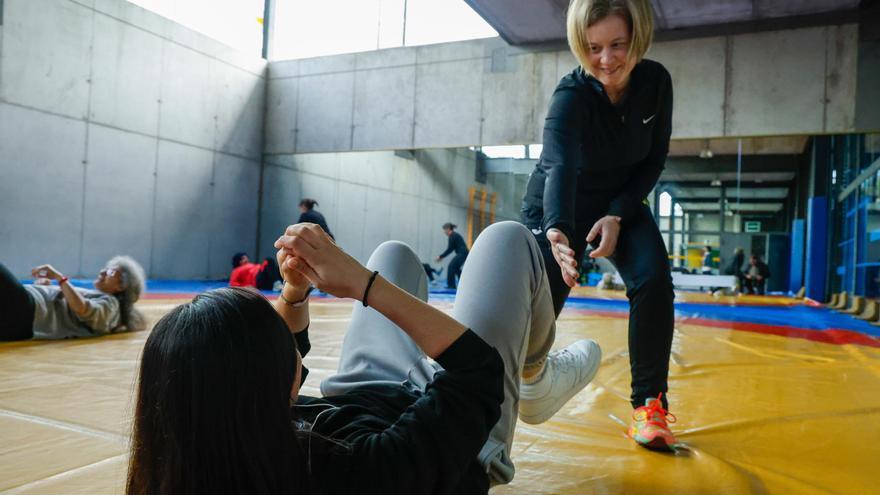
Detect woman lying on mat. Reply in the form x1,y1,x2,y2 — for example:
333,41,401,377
127,221,599,494
0,257,146,341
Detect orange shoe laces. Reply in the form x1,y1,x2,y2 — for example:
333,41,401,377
633,393,677,429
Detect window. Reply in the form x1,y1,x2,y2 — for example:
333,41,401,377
659,191,672,217
272,0,497,60
127,0,264,54
481,145,526,159
401,0,497,47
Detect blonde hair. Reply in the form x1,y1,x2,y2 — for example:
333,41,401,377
566,0,654,72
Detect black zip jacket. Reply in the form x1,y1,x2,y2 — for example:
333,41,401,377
292,329,504,495
438,232,468,259
521,59,673,241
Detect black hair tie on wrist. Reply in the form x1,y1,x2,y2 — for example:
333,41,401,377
362,271,380,307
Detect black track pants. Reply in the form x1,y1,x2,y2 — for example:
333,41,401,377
533,205,675,409
0,263,35,341
447,253,468,289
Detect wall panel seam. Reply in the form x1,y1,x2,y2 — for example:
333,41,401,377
77,5,98,275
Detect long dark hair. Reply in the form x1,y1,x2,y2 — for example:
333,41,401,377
127,288,307,494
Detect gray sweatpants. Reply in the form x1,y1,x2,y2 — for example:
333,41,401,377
320,221,557,485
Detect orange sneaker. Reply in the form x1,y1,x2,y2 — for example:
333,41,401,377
628,393,679,451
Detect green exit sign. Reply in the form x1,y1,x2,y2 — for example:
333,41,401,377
744,221,761,233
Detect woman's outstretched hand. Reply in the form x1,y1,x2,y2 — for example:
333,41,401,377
586,216,621,259
546,228,579,288
274,223,371,301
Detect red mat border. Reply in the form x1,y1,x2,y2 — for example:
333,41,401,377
571,309,880,348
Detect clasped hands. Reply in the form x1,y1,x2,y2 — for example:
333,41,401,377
547,215,621,288
274,223,372,301
31,264,63,285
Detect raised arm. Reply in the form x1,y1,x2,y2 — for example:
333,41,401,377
271,246,312,335
437,235,455,260
275,224,467,359
31,264,89,317
537,87,587,286
540,87,586,241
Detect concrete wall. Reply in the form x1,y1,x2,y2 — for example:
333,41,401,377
0,0,267,279
689,214,723,232
265,24,860,154
259,148,517,266
856,39,880,131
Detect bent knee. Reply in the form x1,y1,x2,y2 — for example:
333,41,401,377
478,221,532,245
369,240,419,263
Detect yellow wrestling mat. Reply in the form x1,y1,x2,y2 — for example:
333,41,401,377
2,297,878,494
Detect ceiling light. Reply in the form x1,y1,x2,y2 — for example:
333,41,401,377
699,139,713,159
710,179,722,187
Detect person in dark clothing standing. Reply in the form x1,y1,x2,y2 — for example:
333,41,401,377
520,0,679,451
298,198,334,239
435,223,469,289
701,246,713,273
744,254,771,295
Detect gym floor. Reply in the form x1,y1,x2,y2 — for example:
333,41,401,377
1,285,877,494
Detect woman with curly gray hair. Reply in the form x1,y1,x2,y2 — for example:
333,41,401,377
0,255,146,341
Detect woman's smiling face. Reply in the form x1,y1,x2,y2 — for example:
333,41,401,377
585,14,634,95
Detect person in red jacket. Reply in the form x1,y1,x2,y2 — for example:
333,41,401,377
229,252,282,290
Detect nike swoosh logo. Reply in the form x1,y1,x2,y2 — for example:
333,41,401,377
643,114,656,124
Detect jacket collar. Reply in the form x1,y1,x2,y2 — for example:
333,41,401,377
577,60,649,100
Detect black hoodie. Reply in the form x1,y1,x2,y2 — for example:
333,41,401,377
292,329,504,495
521,59,673,241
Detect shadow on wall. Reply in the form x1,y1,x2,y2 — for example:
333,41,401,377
0,0,268,280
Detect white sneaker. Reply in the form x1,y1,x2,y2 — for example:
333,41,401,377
518,340,602,425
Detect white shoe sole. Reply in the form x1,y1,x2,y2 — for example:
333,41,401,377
519,340,602,425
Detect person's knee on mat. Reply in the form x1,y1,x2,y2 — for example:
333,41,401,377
478,221,530,243
367,240,422,271
473,222,543,277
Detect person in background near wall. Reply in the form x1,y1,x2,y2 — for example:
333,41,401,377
0,256,146,341
435,223,469,289
701,246,713,274
744,254,771,295
519,0,679,451
298,198,334,240
230,252,283,291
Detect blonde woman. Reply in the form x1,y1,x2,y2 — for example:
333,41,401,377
521,0,678,451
